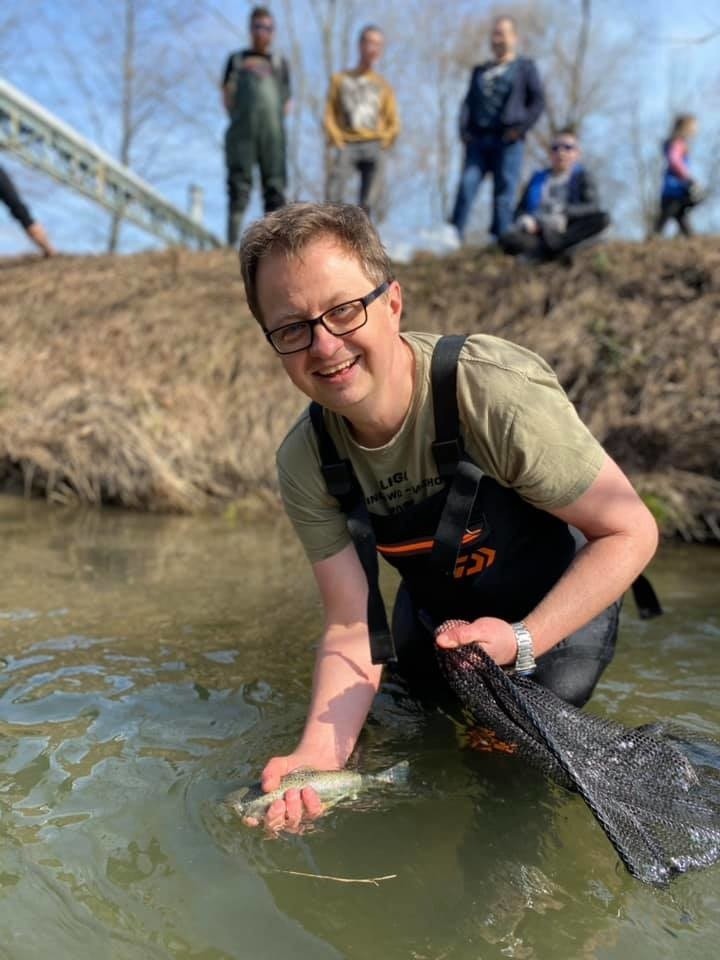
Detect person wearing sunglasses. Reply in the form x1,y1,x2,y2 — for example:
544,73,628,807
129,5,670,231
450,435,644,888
500,127,609,260
237,201,659,832
221,6,291,246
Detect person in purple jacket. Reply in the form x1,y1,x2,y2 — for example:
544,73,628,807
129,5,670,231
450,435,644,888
499,128,609,260
450,15,544,243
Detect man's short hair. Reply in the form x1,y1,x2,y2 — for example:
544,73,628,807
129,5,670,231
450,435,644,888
492,14,518,32
239,202,393,326
359,23,383,43
553,126,578,141
250,5,273,25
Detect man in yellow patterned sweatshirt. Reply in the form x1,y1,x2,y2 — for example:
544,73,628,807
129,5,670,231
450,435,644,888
323,25,400,221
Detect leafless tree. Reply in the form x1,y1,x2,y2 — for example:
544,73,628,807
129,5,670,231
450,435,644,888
378,0,485,223
509,0,646,154
5,0,719,248
279,0,313,201
36,0,213,252
0,1,41,65
270,0,368,207
627,102,663,238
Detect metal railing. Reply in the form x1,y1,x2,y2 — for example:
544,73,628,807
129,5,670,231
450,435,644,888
0,76,221,250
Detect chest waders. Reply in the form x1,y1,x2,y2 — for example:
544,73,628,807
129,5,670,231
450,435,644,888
225,54,287,245
309,335,661,706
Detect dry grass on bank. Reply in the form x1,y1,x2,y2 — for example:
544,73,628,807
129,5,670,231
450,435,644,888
400,238,720,541
0,237,719,539
0,248,306,511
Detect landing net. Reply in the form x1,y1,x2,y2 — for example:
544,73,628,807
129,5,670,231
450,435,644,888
437,635,720,884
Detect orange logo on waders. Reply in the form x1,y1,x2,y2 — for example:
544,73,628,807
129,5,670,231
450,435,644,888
453,547,496,578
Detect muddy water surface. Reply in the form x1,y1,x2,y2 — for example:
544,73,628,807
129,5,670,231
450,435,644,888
0,498,718,959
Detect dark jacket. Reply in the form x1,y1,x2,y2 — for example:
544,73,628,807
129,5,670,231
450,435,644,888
460,57,544,140
515,164,603,220
0,165,34,229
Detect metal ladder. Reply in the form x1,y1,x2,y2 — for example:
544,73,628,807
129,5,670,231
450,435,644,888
0,76,221,250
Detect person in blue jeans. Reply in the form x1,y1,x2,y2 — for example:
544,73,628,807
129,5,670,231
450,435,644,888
450,15,544,242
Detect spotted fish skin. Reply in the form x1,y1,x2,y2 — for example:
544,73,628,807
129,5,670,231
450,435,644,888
226,761,409,820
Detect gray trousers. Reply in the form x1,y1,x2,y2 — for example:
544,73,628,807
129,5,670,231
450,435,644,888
326,140,385,219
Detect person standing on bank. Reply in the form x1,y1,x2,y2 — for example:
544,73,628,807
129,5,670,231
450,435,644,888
1,165,56,256
500,128,609,260
221,6,291,246
654,114,702,238
323,24,400,221
450,15,544,243
238,202,659,831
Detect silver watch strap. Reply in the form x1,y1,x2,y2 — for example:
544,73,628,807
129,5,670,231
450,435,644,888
511,620,536,675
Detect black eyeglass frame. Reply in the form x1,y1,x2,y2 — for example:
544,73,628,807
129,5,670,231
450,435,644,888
265,279,392,355
551,141,578,152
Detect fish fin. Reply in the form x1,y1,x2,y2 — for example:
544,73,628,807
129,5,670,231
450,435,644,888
374,760,410,785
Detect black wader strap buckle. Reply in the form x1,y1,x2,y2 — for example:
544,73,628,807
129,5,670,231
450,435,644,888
432,438,464,480
320,461,355,505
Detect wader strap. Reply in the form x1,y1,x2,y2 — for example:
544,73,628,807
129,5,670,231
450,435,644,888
428,335,484,576
631,573,663,619
432,458,484,576
430,334,467,478
346,505,397,664
309,402,359,513
308,403,397,664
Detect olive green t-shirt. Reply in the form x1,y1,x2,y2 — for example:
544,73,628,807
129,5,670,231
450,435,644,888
277,332,605,565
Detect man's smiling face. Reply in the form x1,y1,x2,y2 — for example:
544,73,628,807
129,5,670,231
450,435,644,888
257,236,402,416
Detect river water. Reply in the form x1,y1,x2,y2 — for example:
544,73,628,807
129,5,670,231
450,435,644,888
0,497,718,960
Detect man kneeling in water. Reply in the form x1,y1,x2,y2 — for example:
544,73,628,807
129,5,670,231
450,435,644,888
238,201,658,830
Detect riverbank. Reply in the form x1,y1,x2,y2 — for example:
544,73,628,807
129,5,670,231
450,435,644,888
0,238,718,540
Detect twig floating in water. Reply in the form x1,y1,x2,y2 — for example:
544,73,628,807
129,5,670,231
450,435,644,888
278,870,397,886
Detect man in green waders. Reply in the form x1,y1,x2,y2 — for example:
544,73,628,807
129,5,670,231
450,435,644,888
221,6,291,246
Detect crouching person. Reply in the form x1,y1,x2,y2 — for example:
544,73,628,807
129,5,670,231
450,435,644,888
500,128,609,260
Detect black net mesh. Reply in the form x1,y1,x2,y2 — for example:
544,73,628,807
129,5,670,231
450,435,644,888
436,635,720,885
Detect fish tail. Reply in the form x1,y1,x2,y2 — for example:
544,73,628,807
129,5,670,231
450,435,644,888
374,760,410,785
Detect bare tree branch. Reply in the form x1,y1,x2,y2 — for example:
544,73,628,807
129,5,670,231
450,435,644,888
566,0,591,128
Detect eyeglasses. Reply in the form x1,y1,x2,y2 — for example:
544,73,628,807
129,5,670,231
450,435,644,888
252,22,274,32
551,142,577,152
265,280,391,355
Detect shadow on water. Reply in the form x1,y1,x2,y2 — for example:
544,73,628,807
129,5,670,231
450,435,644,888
0,499,719,958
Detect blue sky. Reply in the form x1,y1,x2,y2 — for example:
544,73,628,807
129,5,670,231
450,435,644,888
1,0,719,256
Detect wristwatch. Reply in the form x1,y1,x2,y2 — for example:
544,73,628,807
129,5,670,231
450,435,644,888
510,621,536,676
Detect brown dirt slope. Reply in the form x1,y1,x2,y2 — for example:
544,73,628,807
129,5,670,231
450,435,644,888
0,239,718,540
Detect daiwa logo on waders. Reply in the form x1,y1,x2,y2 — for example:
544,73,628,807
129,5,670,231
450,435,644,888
453,546,496,578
